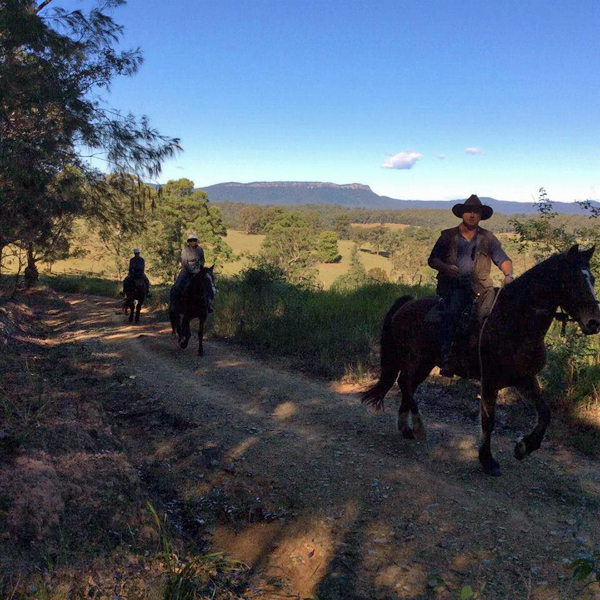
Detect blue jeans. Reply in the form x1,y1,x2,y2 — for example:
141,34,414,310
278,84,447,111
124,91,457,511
440,283,473,358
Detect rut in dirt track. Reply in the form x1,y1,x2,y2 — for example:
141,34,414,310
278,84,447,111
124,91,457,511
62,294,600,600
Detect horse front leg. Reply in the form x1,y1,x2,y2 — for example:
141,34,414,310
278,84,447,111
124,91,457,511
135,299,142,323
179,315,191,349
514,375,550,460
479,384,501,476
197,317,205,356
128,299,134,323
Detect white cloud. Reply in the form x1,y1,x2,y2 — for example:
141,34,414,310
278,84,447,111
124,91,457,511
465,147,484,155
382,151,422,170
436,153,446,160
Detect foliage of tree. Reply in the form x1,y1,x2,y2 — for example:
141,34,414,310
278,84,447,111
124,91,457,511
258,211,318,287
367,267,389,283
91,174,158,279
238,205,265,234
511,188,600,276
316,231,340,263
510,188,576,261
331,243,369,291
143,179,232,282
0,0,180,281
332,213,352,240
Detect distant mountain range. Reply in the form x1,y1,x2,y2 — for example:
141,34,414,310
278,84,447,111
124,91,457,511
197,181,599,216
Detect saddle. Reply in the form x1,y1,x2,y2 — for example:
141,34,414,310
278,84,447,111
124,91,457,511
123,276,141,295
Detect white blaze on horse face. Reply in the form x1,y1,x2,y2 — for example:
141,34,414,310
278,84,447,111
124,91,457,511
582,269,599,304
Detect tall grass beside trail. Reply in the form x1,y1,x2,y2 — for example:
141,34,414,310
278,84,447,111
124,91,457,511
40,273,122,297
542,326,600,454
211,273,435,379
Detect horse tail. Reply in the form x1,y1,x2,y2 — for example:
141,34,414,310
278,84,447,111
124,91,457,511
361,295,414,411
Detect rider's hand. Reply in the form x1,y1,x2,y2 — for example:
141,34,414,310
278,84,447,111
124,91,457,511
444,264,460,278
503,274,514,285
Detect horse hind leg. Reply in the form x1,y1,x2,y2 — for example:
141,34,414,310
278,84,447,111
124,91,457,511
197,317,205,356
135,299,141,323
179,316,191,349
479,384,501,476
514,376,550,460
397,362,430,441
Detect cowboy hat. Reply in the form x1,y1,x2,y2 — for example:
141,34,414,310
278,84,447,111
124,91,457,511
452,194,493,220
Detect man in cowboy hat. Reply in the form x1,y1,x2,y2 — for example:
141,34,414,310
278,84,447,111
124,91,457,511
123,248,151,297
173,233,215,311
428,194,514,376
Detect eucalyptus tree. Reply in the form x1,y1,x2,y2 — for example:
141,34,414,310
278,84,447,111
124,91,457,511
0,0,180,280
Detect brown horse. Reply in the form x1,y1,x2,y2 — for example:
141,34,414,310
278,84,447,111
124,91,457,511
169,266,215,356
362,245,600,475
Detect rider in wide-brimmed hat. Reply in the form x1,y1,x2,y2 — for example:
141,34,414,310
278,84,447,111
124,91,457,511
428,194,513,377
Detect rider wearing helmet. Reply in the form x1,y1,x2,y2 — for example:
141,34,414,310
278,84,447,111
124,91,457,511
124,248,151,297
173,234,214,311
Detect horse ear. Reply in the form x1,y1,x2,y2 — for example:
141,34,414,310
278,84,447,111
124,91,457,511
582,245,596,261
567,244,580,261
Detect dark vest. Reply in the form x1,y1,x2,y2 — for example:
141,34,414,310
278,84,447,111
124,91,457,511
434,226,495,296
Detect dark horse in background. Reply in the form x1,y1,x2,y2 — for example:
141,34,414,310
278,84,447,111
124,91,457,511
362,245,600,476
169,266,215,356
122,277,146,323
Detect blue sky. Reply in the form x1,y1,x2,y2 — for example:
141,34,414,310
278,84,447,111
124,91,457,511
90,0,600,202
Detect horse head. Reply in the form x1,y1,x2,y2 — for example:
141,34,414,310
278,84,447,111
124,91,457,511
560,244,600,335
190,265,215,301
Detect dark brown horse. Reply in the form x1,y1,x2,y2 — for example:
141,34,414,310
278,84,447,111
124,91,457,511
122,278,146,323
362,245,600,475
169,266,215,356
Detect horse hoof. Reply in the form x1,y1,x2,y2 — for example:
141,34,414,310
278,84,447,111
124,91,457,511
514,439,528,461
402,428,415,440
412,415,427,440
482,459,502,476
180,340,188,349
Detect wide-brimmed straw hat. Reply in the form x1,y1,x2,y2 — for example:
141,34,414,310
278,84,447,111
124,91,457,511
452,194,493,220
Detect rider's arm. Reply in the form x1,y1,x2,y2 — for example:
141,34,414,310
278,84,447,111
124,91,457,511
500,260,514,283
428,238,458,277
181,249,194,274
490,236,514,283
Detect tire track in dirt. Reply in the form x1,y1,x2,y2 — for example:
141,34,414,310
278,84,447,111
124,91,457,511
63,294,600,600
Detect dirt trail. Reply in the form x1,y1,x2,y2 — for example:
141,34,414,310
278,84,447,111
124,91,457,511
61,295,600,599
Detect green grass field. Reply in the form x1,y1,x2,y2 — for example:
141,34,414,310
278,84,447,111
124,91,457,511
2,227,536,289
